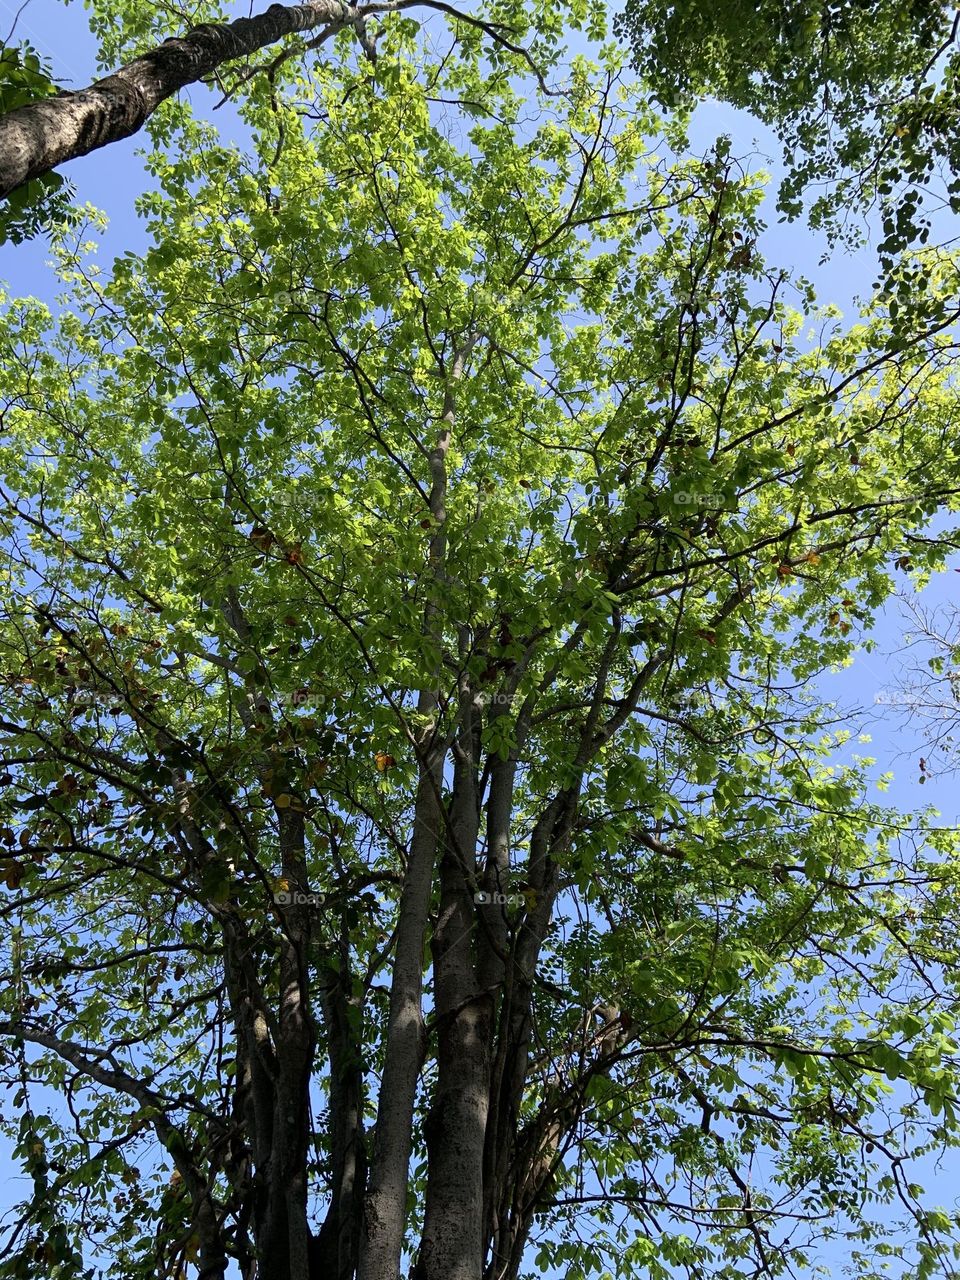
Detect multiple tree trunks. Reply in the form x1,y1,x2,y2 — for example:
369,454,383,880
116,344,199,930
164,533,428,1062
0,15,604,1275
351,362,619,1280
9,5,957,1277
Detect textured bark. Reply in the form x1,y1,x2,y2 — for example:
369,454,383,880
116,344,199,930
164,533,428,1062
243,805,316,1280
314,931,367,1280
0,1,360,199
212,589,321,1280
482,793,571,1275
358,365,464,1280
357,752,441,1280
482,637,671,1273
221,923,279,1279
414,683,489,1280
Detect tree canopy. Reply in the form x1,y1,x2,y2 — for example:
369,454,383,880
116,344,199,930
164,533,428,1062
2,4,960,1280
618,0,960,266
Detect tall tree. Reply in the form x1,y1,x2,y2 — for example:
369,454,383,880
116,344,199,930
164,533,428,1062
2,10,960,1280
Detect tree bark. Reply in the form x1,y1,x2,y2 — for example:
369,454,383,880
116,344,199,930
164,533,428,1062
414,678,489,1280
357,748,442,1280
314,928,367,1280
358,358,467,1280
252,805,317,1280
0,1,363,200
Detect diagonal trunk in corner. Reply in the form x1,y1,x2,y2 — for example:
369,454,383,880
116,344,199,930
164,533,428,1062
0,1,359,199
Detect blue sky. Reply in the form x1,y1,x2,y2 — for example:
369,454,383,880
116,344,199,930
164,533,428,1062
2,1,960,1275
1,0,939,808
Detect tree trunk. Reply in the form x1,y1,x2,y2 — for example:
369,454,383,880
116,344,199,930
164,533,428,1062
0,1,360,199
359,362,465,1280
314,930,367,1280
414,683,490,1280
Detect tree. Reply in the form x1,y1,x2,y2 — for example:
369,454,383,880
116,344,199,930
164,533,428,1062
4,0,960,259
0,41,79,244
2,9,960,1280
618,0,960,269
0,0,547,218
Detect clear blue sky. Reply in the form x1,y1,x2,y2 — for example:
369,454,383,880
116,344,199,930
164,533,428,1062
2,1,959,1275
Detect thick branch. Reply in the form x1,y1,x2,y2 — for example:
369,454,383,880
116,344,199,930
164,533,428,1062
0,1,357,199
0,0,551,202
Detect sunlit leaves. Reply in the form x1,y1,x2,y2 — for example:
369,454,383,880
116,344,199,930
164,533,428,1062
1,6,960,1278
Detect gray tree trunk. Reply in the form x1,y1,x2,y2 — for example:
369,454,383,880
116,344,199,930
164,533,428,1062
0,1,360,199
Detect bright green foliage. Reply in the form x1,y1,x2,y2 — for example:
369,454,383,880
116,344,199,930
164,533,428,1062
1,7,960,1279
617,0,960,267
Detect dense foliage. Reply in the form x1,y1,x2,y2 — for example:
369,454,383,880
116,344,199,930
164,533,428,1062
619,0,960,268
1,4,960,1280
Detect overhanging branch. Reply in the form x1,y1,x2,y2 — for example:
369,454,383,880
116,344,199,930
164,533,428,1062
0,0,551,201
